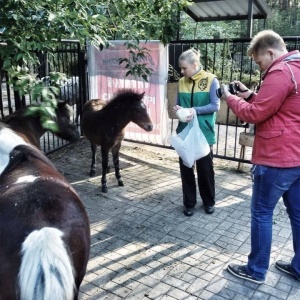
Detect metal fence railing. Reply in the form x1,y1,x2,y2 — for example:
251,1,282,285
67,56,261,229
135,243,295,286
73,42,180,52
166,37,300,164
0,40,87,154
2,37,300,163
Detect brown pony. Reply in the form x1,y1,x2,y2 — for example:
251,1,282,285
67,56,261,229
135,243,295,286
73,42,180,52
81,90,153,193
3,100,80,148
0,105,90,299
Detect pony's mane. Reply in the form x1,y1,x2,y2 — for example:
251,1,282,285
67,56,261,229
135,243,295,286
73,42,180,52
3,104,45,124
105,90,142,108
3,106,28,123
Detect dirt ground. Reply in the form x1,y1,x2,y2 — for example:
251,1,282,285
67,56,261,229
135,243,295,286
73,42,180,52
44,138,296,300
48,137,246,180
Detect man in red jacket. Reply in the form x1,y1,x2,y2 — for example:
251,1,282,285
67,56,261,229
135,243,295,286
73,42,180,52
222,30,300,284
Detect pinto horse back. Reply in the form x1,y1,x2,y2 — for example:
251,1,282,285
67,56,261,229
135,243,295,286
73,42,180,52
0,139,90,299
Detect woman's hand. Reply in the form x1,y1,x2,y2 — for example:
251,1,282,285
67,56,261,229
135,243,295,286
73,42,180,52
173,105,182,112
186,108,195,122
174,106,195,122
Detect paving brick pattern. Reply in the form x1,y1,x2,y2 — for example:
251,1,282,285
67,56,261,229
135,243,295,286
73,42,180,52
48,139,300,300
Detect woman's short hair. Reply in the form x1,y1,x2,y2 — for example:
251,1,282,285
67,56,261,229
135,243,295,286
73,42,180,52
248,30,286,56
179,48,201,65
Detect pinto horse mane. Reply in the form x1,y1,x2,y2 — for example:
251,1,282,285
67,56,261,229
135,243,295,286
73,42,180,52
3,101,67,123
4,103,44,120
2,144,58,177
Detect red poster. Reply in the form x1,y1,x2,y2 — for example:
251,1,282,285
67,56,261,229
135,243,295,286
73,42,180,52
88,41,169,143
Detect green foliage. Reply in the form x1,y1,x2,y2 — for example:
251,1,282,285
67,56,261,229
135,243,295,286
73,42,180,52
119,42,154,82
8,68,65,101
258,0,300,36
7,69,67,129
104,0,191,44
180,15,242,40
178,1,298,91
179,0,300,39
1,0,191,77
24,101,59,132
0,0,191,128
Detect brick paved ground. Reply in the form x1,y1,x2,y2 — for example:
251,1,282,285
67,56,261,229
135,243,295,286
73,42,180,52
49,138,299,300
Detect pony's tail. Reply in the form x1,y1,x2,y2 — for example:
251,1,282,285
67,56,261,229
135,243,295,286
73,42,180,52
18,227,75,300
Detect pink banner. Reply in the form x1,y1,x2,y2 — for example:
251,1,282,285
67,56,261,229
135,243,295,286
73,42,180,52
88,41,169,142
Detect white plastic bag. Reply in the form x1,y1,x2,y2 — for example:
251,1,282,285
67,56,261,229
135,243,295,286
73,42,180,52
171,109,210,168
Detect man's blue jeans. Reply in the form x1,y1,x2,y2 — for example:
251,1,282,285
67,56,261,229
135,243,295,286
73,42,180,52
247,164,300,280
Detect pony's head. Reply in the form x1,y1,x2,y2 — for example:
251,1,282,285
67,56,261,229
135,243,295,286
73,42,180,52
129,92,153,132
110,90,153,132
3,101,80,145
55,101,80,143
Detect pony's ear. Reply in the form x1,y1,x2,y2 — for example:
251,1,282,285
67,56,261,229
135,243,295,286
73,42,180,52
139,92,145,100
57,99,67,105
57,100,71,110
56,100,73,115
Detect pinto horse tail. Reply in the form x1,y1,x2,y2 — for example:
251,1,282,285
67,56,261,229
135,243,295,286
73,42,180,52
18,227,75,300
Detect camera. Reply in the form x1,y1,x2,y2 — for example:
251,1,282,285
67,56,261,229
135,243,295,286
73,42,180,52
216,83,240,98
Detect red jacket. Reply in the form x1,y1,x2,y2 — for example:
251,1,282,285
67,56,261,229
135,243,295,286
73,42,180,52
227,50,300,167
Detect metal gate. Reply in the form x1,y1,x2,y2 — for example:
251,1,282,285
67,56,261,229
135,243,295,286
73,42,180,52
0,40,88,153
2,37,300,163
166,37,300,164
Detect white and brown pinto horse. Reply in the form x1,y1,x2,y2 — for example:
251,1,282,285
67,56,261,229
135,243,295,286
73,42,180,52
0,103,90,299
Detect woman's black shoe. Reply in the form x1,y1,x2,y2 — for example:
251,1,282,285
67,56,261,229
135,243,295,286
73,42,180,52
184,207,194,216
204,205,215,214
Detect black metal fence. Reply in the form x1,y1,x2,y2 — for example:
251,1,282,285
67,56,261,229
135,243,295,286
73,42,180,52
0,40,87,153
1,37,300,163
167,37,300,164
168,38,257,164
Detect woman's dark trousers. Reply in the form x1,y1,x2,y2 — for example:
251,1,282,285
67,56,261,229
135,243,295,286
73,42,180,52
179,150,215,209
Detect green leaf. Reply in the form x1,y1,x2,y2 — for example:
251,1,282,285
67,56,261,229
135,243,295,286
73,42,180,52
42,119,59,132
48,13,56,21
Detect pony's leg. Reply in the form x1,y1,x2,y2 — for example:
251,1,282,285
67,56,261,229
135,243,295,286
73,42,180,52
112,142,124,187
101,147,110,193
89,143,97,177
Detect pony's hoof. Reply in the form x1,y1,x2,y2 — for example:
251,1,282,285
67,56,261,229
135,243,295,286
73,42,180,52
89,170,96,177
118,179,124,187
102,186,108,193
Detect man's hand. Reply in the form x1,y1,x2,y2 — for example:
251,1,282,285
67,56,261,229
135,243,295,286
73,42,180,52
221,84,231,99
233,81,251,99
